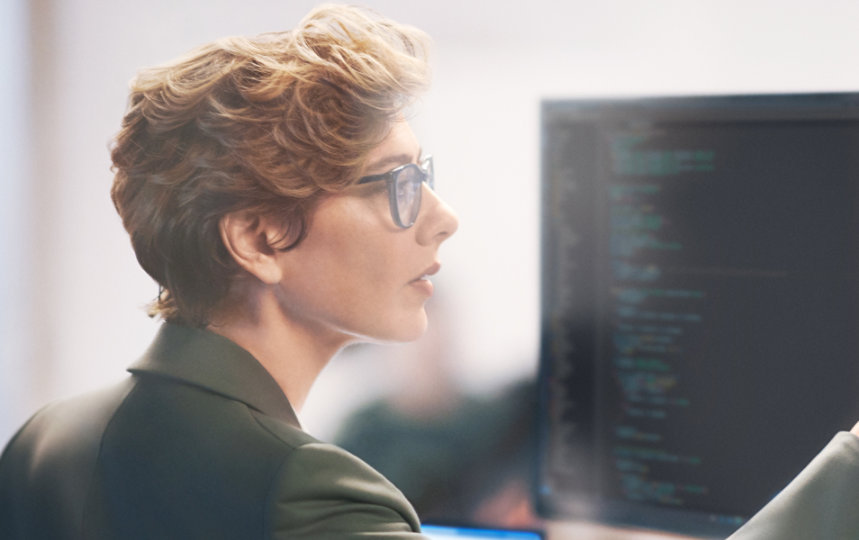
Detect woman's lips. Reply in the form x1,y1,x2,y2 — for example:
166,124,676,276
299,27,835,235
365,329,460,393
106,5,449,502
409,262,440,295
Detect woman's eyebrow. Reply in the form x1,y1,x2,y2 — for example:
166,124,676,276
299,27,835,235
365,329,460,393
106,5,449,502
364,148,422,175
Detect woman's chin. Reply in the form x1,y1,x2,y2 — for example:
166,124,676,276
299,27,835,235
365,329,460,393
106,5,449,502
363,310,429,344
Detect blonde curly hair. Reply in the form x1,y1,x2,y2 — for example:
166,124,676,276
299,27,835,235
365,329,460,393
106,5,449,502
110,4,431,327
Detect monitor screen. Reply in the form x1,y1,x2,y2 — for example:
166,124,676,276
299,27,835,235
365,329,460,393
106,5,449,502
422,524,543,540
536,92,859,538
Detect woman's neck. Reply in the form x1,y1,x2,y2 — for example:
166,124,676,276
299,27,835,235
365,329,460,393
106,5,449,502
207,285,352,413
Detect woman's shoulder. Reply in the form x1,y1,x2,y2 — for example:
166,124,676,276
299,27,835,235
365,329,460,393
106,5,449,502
248,406,319,450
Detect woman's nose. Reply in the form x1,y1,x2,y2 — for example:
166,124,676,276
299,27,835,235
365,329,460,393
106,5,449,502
416,185,459,246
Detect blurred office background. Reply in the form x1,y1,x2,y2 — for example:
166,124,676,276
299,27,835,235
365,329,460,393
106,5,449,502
4,0,859,533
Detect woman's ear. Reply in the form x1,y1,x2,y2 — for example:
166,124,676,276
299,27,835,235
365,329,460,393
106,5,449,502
219,211,284,285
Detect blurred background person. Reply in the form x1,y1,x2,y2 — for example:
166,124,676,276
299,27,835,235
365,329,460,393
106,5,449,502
336,295,541,528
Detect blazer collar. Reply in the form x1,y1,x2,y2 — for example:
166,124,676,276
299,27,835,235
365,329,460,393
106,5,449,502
128,322,301,429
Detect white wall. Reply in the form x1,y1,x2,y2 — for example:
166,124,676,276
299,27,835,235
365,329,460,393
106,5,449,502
5,0,859,443
0,0,34,443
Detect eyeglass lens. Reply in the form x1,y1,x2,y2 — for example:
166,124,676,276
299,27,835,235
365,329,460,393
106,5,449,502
393,157,433,228
395,166,423,227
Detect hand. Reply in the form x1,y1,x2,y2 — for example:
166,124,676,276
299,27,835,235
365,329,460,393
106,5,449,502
851,421,859,438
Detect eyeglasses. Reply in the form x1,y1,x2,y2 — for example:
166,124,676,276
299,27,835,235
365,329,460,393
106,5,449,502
357,155,434,229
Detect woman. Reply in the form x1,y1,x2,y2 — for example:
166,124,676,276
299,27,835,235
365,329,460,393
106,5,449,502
0,5,457,539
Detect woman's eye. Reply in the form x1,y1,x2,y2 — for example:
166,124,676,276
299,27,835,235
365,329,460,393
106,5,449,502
361,181,388,197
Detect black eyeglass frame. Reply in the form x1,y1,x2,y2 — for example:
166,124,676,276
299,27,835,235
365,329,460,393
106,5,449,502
356,155,434,228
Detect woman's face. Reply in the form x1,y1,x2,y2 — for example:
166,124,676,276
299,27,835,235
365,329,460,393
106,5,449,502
274,119,459,344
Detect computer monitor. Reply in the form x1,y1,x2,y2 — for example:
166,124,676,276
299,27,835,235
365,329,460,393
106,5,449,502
422,524,543,540
536,92,859,538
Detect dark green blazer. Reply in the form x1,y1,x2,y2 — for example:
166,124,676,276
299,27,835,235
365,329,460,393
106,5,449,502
0,323,424,539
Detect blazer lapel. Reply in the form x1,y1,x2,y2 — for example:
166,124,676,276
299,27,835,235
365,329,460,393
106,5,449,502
128,323,301,429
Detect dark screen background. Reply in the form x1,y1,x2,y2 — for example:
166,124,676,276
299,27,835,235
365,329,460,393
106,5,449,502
538,95,859,536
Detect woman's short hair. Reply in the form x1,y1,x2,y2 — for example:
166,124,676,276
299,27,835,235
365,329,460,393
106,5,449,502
110,4,430,328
